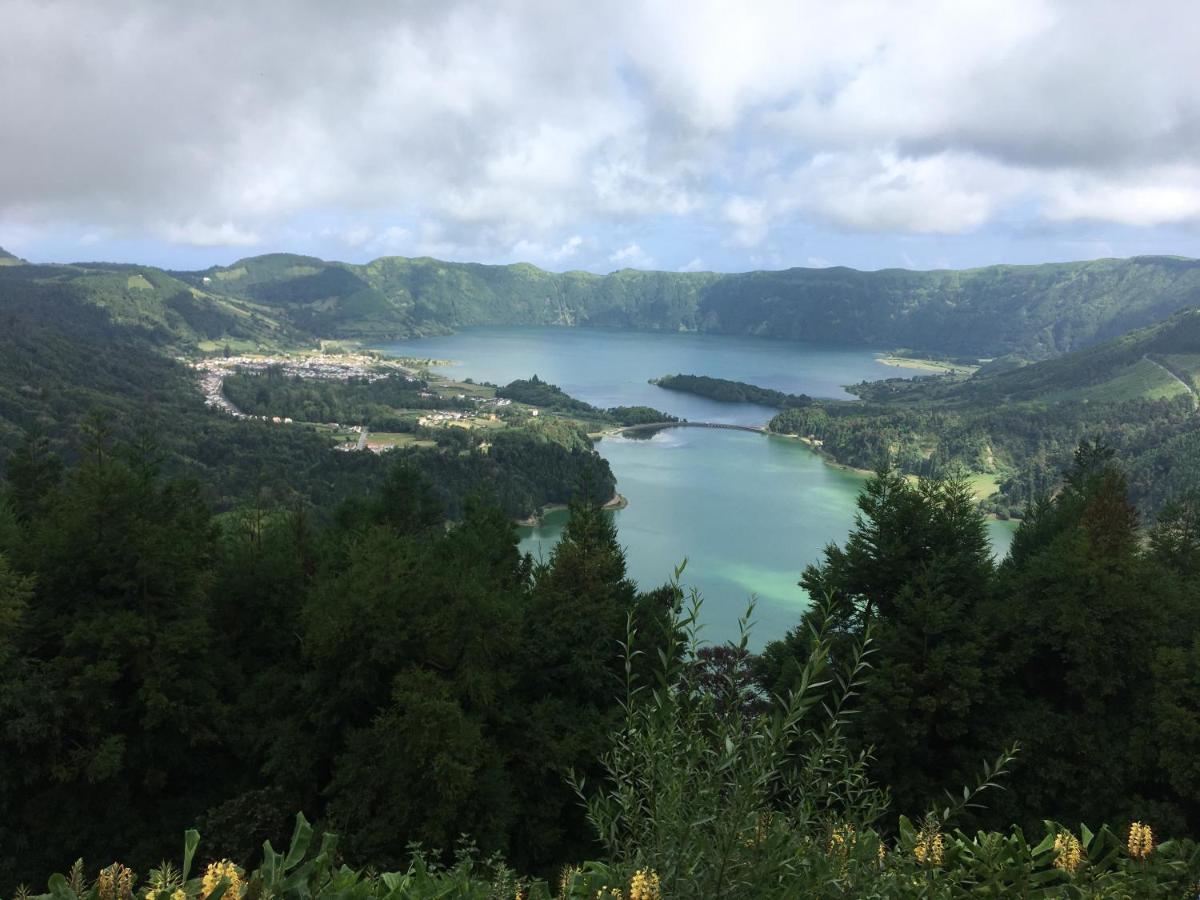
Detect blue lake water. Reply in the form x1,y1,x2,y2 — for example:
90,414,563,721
380,327,1016,645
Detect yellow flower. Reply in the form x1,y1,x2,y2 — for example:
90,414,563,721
628,868,661,900
827,823,857,858
1053,831,1085,873
201,861,241,900
171,890,186,900
914,825,944,868
1127,822,1154,860
558,865,581,899
98,864,136,900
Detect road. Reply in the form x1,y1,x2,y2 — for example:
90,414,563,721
1145,354,1198,409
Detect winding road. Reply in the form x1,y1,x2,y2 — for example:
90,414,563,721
1145,354,1198,409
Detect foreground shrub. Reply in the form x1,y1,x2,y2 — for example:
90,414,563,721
570,584,1200,898
13,585,1200,898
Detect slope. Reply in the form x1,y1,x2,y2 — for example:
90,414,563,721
767,308,1200,517
173,253,1200,360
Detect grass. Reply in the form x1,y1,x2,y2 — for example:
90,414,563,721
126,274,154,290
196,338,270,355
365,432,437,450
1044,358,1190,404
877,355,978,375
1161,353,1200,391
967,472,1001,500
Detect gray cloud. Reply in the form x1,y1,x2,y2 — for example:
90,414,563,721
2,0,1199,264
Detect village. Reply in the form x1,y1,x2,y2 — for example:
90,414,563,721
192,352,534,453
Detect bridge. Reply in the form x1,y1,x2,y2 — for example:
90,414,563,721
614,421,768,436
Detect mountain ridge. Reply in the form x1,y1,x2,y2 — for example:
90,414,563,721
173,252,1200,359
5,249,1200,362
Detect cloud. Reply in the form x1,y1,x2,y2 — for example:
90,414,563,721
160,220,261,247
793,152,1015,234
1042,167,1200,226
722,197,769,246
680,257,706,272
609,243,655,268
2,0,1200,266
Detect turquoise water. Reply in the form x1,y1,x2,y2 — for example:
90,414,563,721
383,326,912,424
379,327,1017,645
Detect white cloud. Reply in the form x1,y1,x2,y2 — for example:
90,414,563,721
1042,167,1200,226
793,152,1016,234
3,0,1200,262
609,243,655,268
160,220,260,247
722,196,770,246
680,257,706,272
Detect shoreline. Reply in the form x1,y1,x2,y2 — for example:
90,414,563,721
515,492,628,527
876,354,977,375
771,432,1012,519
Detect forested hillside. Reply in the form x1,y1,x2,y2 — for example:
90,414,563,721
0,268,614,519
3,441,1199,896
7,246,1200,362
171,252,1200,359
757,308,1200,517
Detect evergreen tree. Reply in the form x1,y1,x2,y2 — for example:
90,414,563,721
761,468,995,815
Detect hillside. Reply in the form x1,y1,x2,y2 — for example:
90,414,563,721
174,253,1200,359
767,308,1200,516
0,246,22,266
0,257,303,351
859,306,1200,407
4,251,1199,361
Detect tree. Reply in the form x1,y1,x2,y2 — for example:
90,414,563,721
761,468,995,815
988,442,1199,832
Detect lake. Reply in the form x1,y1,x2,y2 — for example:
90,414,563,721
379,327,1016,645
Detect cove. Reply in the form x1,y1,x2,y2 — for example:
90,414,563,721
379,327,1017,645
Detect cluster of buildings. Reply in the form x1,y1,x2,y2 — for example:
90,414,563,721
193,353,416,421
194,353,414,384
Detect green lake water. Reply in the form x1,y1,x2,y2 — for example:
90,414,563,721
380,327,1017,645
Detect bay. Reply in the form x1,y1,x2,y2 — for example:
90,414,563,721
379,327,1017,645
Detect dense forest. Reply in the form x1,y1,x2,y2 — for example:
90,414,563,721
173,251,1200,359
497,376,677,426
3,436,1200,895
7,247,1200,362
220,369,474,430
654,373,813,408
5,247,1200,895
0,281,614,521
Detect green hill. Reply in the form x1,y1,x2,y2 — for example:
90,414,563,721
768,308,1200,516
0,258,306,351
0,246,22,266
865,306,1200,407
5,251,1199,361
176,253,1200,359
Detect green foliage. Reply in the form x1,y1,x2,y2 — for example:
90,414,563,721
188,252,1200,360
221,369,465,430
604,406,678,427
768,309,1200,518
497,376,600,418
760,448,1200,846
761,470,997,819
654,374,811,408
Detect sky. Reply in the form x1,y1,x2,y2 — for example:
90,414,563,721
2,0,1199,273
